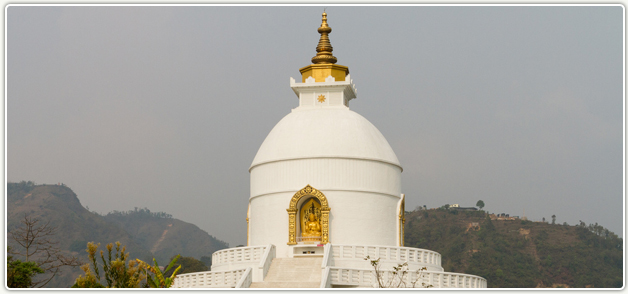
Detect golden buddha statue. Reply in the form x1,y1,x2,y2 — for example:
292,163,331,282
300,198,322,242
302,213,321,238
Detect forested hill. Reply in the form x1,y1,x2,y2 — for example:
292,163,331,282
404,209,623,288
6,181,228,287
102,208,228,265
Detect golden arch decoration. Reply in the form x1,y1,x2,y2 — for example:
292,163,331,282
398,195,405,247
287,185,330,245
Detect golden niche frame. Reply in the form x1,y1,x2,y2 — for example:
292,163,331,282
287,185,330,245
399,197,405,247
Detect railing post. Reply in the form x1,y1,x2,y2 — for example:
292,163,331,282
235,267,252,288
319,266,331,288
359,269,364,287
322,243,333,268
349,269,354,284
257,244,275,282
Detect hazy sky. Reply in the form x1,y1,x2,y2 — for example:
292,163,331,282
7,6,623,246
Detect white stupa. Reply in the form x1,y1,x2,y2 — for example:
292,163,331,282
174,13,487,288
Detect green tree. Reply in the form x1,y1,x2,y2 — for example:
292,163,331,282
7,247,44,288
496,269,503,277
72,242,145,288
139,255,182,288
551,215,556,225
476,200,485,210
164,256,208,276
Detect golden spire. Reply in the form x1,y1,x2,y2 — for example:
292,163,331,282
299,12,349,83
311,12,337,64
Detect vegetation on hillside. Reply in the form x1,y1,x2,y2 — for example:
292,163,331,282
106,207,172,219
404,208,623,288
7,180,36,196
102,208,227,265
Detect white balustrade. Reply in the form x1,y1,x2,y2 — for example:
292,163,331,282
320,266,332,288
331,244,442,268
235,267,253,288
258,244,275,281
320,243,333,288
211,245,267,267
327,267,487,288
173,268,248,288
321,243,333,268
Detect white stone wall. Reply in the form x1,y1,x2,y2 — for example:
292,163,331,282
249,157,401,257
329,244,444,272
251,158,401,197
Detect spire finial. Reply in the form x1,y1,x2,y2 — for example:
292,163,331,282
311,11,337,64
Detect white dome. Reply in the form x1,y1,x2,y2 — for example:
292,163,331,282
250,107,401,170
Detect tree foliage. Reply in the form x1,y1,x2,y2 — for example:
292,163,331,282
476,200,485,209
72,242,146,288
139,255,182,288
7,181,36,196
106,207,172,219
164,256,208,276
7,247,45,288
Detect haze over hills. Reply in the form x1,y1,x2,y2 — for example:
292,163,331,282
6,181,228,288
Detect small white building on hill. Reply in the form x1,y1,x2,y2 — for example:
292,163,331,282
173,12,487,288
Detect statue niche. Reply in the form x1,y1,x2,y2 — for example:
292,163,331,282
300,198,322,242
287,184,330,245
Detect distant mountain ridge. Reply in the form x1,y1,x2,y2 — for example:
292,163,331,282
6,182,228,288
